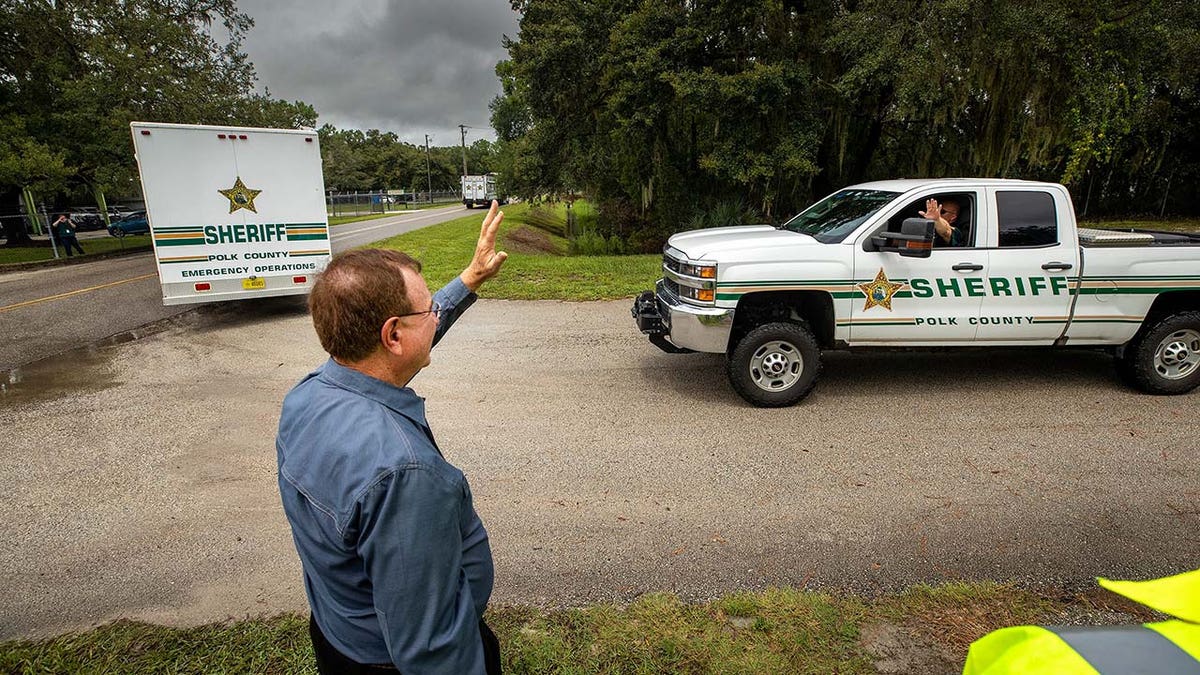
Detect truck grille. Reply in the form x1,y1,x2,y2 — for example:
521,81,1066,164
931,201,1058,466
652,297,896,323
662,277,681,300
663,255,684,276
661,251,683,300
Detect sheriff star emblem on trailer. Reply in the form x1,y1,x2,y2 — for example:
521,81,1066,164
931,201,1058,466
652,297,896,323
857,268,907,311
218,176,262,214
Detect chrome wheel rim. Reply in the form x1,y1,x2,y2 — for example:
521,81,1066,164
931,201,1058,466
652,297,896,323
1154,328,1200,380
749,340,803,391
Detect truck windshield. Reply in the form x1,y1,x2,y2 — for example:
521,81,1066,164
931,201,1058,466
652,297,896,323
779,189,898,243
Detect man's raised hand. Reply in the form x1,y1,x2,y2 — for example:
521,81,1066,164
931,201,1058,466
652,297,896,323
461,200,509,292
919,198,941,221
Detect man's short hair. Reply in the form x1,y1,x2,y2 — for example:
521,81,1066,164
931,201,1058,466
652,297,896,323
309,249,423,361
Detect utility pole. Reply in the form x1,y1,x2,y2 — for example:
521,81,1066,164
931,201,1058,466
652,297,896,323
458,124,469,180
424,134,432,204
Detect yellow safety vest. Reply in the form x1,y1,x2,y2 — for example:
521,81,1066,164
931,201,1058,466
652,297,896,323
964,569,1200,674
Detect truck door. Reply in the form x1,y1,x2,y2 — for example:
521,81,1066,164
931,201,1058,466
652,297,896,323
850,189,987,344
976,188,1079,343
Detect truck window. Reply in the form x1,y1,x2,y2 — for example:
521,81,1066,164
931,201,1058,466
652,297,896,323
883,193,975,248
780,189,898,243
997,191,1057,247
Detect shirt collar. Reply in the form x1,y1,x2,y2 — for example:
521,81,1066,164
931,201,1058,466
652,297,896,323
317,357,429,426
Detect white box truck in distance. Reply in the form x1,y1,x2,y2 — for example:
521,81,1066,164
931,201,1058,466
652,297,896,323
462,173,503,209
130,122,332,305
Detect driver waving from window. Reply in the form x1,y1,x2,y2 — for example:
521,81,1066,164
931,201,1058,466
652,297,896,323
920,197,967,247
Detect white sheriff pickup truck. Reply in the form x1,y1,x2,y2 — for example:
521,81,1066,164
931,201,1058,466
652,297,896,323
632,178,1200,407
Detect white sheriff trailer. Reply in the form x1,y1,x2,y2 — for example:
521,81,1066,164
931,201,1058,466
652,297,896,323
462,173,503,209
632,178,1200,406
130,122,332,305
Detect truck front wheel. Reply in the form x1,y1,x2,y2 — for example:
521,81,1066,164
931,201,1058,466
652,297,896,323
1118,311,1200,394
727,321,822,407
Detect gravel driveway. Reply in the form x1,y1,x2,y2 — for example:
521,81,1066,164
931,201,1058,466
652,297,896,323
1,298,1195,639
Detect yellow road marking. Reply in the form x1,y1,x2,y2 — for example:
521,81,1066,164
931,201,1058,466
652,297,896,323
0,273,158,313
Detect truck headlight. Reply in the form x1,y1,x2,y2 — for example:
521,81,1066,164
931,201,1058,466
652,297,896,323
678,285,715,303
678,262,716,279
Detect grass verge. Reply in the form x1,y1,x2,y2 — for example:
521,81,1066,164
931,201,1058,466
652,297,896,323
0,235,152,265
372,202,661,301
328,213,393,227
0,583,1071,674
1083,217,1200,233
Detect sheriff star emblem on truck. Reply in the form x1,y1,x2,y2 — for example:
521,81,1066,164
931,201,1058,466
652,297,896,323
217,177,262,214
857,268,907,311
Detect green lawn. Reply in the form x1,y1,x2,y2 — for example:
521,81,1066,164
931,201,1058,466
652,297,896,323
1085,218,1200,233
373,202,662,301
0,234,152,265
328,212,393,227
0,582,1075,674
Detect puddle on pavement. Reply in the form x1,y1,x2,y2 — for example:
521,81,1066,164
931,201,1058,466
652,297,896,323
0,342,121,404
1,295,309,405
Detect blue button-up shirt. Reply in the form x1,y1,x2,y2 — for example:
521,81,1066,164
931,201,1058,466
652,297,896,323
277,277,494,673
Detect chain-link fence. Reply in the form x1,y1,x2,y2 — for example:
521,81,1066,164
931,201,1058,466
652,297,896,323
0,212,48,242
326,191,459,218
2,191,465,249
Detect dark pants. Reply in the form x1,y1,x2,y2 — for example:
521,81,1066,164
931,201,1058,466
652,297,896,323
309,614,501,675
62,236,84,256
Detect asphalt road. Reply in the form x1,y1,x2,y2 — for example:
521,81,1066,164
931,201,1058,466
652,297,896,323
0,205,469,370
1,298,1195,639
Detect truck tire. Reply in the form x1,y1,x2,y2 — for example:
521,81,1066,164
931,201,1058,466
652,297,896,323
1118,311,1200,394
727,321,822,407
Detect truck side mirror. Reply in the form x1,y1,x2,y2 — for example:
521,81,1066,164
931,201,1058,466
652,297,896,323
896,218,934,258
867,218,935,258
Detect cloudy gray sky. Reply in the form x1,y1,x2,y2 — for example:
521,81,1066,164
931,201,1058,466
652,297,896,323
236,0,520,145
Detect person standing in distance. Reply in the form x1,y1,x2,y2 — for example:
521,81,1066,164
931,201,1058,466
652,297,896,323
277,202,508,674
53,214,85,256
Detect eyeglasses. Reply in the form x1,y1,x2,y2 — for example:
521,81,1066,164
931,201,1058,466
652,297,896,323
396,300,442,320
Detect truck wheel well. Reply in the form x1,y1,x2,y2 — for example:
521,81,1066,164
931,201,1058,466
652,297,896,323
730,291,836,351
1144,291,1200,325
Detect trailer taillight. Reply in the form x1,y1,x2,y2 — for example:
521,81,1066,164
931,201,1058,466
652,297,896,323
195,283,211,292
293,276,307,284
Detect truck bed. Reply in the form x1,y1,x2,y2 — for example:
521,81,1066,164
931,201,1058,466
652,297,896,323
1079,227,1200,247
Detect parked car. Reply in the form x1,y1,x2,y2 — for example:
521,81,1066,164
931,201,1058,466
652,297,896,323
108,211,149,237
68,207,106,231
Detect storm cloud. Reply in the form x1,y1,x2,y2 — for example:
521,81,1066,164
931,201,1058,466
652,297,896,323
237,0,519,144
